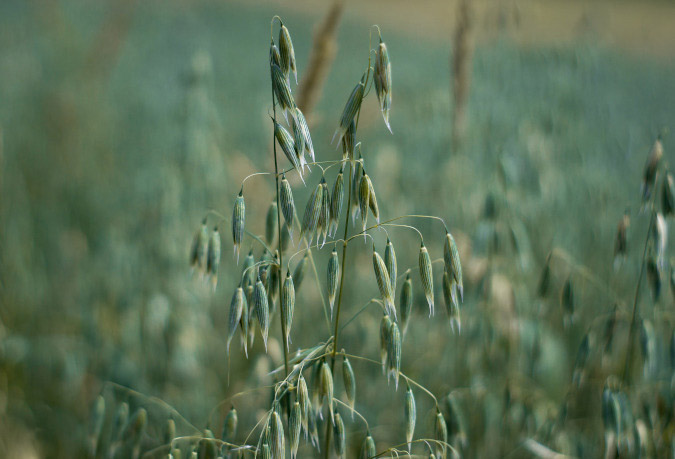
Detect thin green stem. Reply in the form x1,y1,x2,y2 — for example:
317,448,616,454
622,195,657,383
332,397,369,430
270,62,290,392
339,299,382,333
346,214,448,243
323,159,353,459
290,216,333,332
370,438,455,458
339,352,439,406
380,222,424,241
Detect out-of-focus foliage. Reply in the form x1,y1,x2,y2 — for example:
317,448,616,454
0,0,674,457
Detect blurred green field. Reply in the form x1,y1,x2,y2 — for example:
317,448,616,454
1,0,674,457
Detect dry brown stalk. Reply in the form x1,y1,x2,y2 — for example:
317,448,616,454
295,0,345,122
451,0,473,152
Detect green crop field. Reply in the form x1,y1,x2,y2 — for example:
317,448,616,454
0,0,674,457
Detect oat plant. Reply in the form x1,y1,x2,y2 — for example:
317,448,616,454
85,16,465,459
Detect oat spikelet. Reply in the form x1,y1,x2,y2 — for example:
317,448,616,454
110,402,128,445
341,120,355,162
380,314,392,374
227,287,245,354
190,218,209,273
88,395,105,455
206,226,221,290
232,190,245,264
289,401,301,459
404,382,416,452
333,411,346,458
297,374,310,436
342,352,356,417
400,272,413,335
121,408,147,454
291,109,307,172
327,247,340,317
242,250,255,286
360,432,376,459
274,120,304,184
435,408,448,458
332,73,366,145
642,137,663,204
301,179,324,246
384,237,397,296
613,212,629,270
254,279,270,351
573,333,592,387
293,107,314,163
267,252,281,313
330,166,344,236
270,410,285,459
271,63,296,116
646,253,661,302
654,212,667,269
373,246,396,319
239,286,249,358
350,152,363,222
319,361,335,423
317,179,331,247
442,269,460,334
164,419,175,446
358,169,371,238
387,321,402,389
281,271,295,350
374,37,392,132
279,24,297,84
368,176,380,223
247,282,256,349
443,231,463,302
662,171,675,216
280,173,296,242
221,406,238,445
419,241,435,316
280,224,291,252
265,202,278,245
269,41,281,68
307,404,320,450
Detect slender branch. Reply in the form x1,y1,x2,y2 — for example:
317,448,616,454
339,352,439,406
333,397,370,430
290,217,333,332
346,214,448,243
323,159,353,458
270,47,290,391
370,438,456,458
323,54,374,457
622,185,658,383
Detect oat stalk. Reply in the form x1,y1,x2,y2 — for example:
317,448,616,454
622,173,659,384
270,16,291,386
